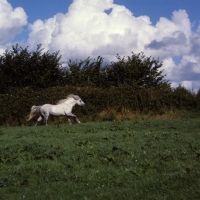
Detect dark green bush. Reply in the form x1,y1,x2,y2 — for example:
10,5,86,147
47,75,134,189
172,86,196,110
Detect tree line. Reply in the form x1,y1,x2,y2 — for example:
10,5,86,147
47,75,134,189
0,44,167,92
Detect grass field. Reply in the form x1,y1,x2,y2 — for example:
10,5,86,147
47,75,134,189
0,118,200,200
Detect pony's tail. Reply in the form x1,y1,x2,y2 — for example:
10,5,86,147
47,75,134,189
26,105,41,121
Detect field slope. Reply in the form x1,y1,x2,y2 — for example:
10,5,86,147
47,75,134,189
0,119,200,200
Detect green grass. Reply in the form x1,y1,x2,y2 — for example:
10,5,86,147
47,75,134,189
0,118,200,200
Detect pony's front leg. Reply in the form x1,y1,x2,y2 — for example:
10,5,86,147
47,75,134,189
66,113,81,124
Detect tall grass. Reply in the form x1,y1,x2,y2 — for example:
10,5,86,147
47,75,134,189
0,118,200,199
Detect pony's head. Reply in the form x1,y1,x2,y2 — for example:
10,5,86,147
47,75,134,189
67,94,85,106
76,97,85,106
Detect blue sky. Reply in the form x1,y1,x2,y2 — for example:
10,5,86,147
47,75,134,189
1,0,200,91
8,0,200,28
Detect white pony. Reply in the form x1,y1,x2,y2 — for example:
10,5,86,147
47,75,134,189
26,94,85,126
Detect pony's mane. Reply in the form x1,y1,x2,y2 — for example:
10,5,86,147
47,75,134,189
56,94,80,105
66,94,80,100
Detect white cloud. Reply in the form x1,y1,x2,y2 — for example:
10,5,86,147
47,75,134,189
0,0,27,54
27,0,157,60
0,0,27,43
182,81,193,90
1,0,200,91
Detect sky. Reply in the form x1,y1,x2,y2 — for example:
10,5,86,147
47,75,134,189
1,0,200,91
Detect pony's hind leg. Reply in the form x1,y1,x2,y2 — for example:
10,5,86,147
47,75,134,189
35,116,42,126
43,114,49,126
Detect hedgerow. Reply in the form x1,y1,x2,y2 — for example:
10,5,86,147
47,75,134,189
0,85,199,126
